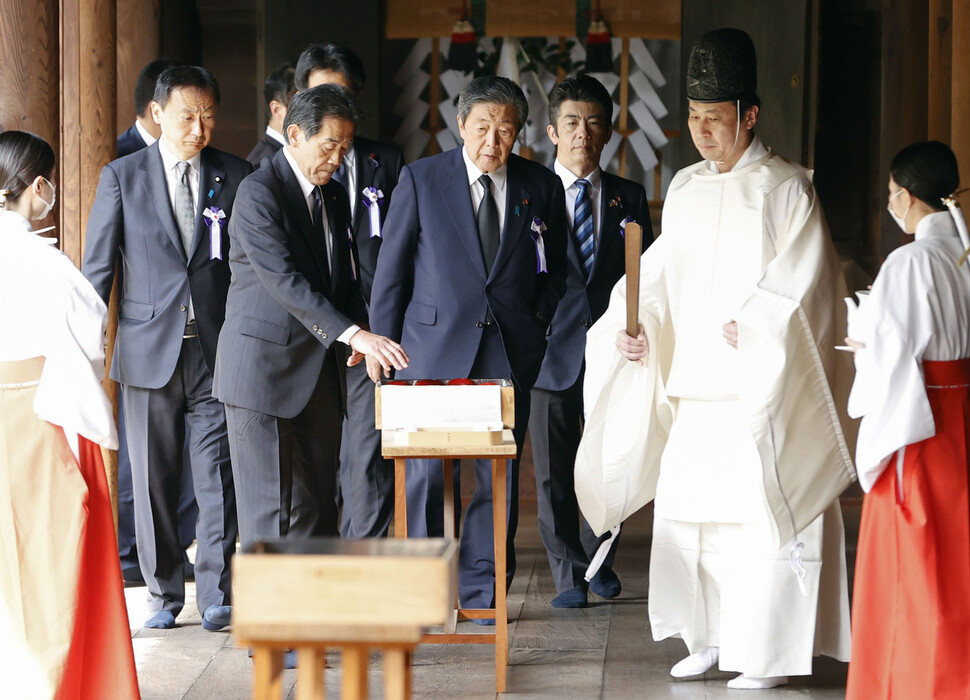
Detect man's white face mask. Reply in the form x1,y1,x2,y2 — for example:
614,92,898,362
887,188,910,233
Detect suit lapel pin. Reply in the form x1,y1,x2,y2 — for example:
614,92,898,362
608,195,622,208
207,188,215,198
214,176,222,183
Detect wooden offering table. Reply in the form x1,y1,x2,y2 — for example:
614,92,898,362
378,379,517,693
233,537,457,700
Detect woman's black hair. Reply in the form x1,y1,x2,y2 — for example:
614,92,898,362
890,140,960,211
0,131,55,207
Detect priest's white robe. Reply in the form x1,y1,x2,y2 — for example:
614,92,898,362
577,138,855,676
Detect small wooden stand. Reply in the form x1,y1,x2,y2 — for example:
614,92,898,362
382,428,517,693
234,538,457,700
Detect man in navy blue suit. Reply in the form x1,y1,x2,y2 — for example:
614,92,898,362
295,43,406,539
117,59,180,158
529,75,653,608
369,76,568,614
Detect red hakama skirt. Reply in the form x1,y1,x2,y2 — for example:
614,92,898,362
846,358,970,700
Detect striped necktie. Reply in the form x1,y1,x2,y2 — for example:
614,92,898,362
573,178,594,277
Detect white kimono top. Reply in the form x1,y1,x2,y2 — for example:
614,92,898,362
0,211,118,450
577,138,857,547
848,210,970,490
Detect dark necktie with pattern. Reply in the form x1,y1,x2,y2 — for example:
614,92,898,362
573,178,595,278
312,186,331,286
477,173,500,273
175,161,195,257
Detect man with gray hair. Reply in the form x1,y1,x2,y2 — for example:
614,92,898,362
370,75,567,615
214,84,408,550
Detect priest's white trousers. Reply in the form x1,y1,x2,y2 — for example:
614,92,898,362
648,505,851,678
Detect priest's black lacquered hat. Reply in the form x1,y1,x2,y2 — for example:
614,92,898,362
686,28,759,104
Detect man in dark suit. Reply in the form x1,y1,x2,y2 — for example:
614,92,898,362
213,85,408,550
84,66,250,631
114,56,198,587
246,62,295,169
295,43,405,538
530,75,654,609
117,58,180,158
369,76,568,614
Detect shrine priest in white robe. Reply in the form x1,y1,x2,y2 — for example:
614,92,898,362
579,28,855,690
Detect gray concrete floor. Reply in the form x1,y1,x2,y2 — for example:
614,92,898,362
126,501,860,698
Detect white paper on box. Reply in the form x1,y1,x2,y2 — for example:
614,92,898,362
381,385,502,430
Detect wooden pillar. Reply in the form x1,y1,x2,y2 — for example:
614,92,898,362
951,0,970,178
928,0,952,142
116,0,161,132
0,0,60,233
61,0,119,524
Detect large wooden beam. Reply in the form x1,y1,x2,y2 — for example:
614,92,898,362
952,0,970,179
116,0,161,133
61,0,119,525
0,0,60,232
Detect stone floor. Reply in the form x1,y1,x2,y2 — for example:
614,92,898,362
126,500,861,699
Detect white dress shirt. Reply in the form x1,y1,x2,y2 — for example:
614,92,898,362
135,119,157,148
157,138,200,321
281,146,360,345
555,160,602,246
342,144,358,219
462,147,507,238
265,125,286,147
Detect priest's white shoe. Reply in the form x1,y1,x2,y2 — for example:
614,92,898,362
726,674,789,690
670,646,720,678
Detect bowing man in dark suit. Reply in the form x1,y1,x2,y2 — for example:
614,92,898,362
369,76,568,613
295,43,406,538
213,85,408,550
84,66,251,631
529,75,654,609
117,58,180,158
246,62,295,169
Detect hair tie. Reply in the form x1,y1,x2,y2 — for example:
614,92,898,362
942,189,970,266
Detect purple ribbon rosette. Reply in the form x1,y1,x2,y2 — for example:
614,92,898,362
619,216,635,238
361,186,384,238
202,206,226,260
530,217,548,273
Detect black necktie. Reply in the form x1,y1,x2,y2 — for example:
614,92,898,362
477,174,499,273
312,187,331,285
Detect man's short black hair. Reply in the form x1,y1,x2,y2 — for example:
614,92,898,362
294,44,366,95
283,84,361,143
548,74,613,128
264,62,296,108
135,58,181,116
153,65,221,108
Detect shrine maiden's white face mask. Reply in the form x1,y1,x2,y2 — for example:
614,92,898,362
887,188,910,232
34,176,56,220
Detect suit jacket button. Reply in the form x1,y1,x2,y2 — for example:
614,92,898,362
581,319,589,327
535,312,543,321
476,321,484,328
312,324,319,331
180,304,187,312
321,332,327,338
